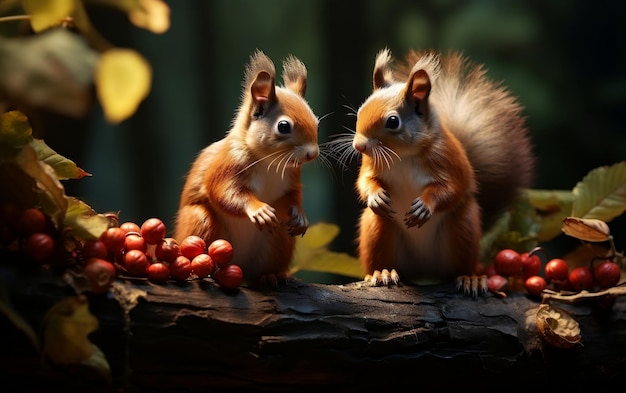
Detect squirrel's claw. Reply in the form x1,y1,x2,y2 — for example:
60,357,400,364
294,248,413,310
364,269,400,287
247,203,279,231
367,189,396,219
286,205,309,237
456,274,488,298
404,197,432,228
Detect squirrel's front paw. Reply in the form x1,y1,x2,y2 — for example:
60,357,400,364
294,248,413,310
404,197,432,228
286,205,309,237
246,203,280,231
367,189,396,219
364,269,400,286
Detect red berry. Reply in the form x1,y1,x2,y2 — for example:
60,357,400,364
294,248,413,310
82,239,109,260
120,221,141,233
524,275,547,297
214,264,244,289
520,252,541,279
123,249,150,277
544,258,569,282
147,262,170,284
100,227,126,253
170,255,193,282
140,218,167,245
180,235,206,260
487,274,509,295
494,249,522,277
16,207,47,235
23,232,55,263
568,266,594,291
191,253,215,278
83,257,116,294
155,237,180,262
208,238,234,266
593,260,621,289
124,232,147,253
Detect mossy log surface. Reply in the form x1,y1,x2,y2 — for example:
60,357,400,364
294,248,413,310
1,261,625,392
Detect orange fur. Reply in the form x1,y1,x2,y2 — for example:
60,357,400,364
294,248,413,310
174,50,319,286
354,49,534,285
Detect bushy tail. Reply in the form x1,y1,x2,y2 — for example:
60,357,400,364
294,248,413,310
401,51,535,229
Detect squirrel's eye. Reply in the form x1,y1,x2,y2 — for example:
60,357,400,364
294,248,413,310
277,120,292,134
385,115,401,130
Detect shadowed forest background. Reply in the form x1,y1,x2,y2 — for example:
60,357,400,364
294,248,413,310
47,0,626,264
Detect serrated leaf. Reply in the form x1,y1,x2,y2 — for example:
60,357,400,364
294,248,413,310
0,283,40,353
41,295,99,365
22,0,76,32
31,138,91,180
95,48,152,123
64,196,116,240
572,161,626,222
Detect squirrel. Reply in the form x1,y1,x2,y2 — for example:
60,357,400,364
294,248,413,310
174,50,319,286
352,48,534,293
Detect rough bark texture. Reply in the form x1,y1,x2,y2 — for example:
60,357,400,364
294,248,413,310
1,262,625,392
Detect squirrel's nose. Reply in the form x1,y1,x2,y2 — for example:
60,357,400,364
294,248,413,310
304,145,319,162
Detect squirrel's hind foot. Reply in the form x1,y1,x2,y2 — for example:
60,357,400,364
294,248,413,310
456,274,488,298
364,269,400,287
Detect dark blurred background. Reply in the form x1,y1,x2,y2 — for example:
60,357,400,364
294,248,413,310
50,0,625,259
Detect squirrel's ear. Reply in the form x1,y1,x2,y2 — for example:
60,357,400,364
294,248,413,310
373,48,394,90
282,55,307,97
405,69,431,118
250,71,276,117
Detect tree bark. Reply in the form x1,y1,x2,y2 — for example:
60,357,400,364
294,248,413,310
1,262,625,392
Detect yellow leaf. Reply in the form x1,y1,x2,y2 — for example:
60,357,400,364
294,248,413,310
300,222,340,249
41,295,99,365
22,0,76,32
128,0,170,34
95,48,152,123
0,110,32,147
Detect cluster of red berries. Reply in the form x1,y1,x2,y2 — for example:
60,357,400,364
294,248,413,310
0,204,58,263
485,247,622,298
96,218,244,291
0,203,244,295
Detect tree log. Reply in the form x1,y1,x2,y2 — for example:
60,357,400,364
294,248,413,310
1,262,625,392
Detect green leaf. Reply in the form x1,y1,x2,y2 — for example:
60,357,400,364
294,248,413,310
522,188,574,242
64,197,116,240
31,138,91,180
0,110,32,147
572,161,626,222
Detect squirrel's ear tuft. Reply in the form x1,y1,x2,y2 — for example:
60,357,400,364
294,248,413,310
245,50,277,117
282,55,307,97
373,48,395,90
